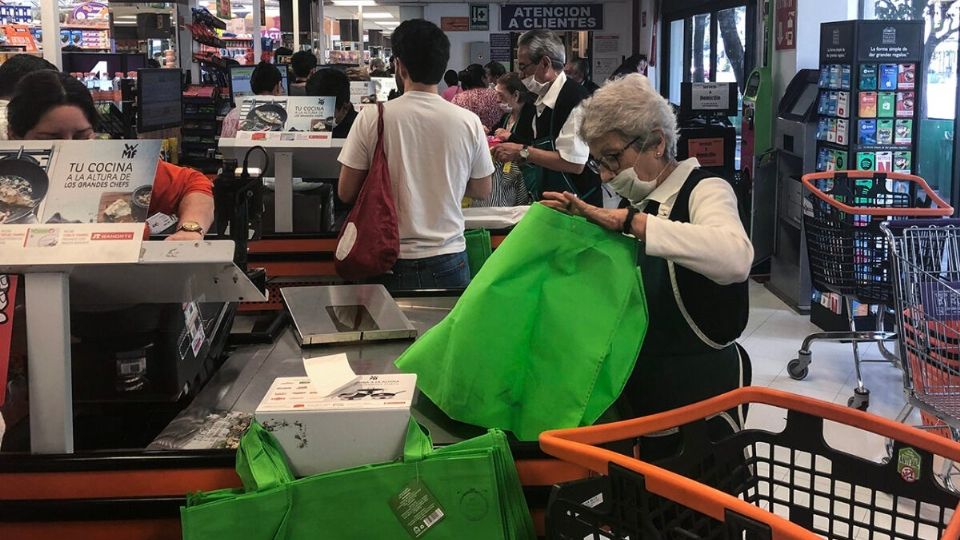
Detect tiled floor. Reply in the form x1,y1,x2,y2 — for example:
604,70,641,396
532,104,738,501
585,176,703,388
740,280,956,539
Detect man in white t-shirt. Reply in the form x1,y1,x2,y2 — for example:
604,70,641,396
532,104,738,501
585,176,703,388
338,19,493,289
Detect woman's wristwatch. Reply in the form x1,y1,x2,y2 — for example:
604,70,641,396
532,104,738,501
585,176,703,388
621,207,638,235
519,145,530,164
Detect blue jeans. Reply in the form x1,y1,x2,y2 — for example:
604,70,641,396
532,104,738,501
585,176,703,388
384,251,471,290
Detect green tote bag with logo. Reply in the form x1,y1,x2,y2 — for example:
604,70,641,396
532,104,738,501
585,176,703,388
181,420,535,540
395,203,648,441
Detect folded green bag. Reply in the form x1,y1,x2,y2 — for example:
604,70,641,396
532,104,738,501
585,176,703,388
396,203,648,440
182,420,535,540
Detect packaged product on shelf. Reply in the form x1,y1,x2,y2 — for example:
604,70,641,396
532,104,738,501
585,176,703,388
896,92,915,118
879,64,898,90
857,152,876,171
859,91,877,118
877,119,894,145
877,92,895,118
836,119,849,145
840,65,852,90
834,150,847,170
876,151,893,172
895,119,913,145
859,64,878,90
837,91,849,118
819,65,831,88
818,92,830,115
826,119,837,143
858,119,877,145
817,147,830,171
829,65,841,89
828,91,839,116
817,118,830,141
898,63,916,90
894,151,912,173
825,149,837,171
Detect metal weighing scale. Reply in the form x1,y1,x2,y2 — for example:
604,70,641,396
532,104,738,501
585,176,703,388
281,285,419,345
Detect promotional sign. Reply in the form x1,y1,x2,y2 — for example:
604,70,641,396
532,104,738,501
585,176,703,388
775,0,796,50
688,138,725,167
440,17,469,32
820,21,855,64
469,4,489,31
350,81,375,105
0,274,16,405
857,20,924,63
501,4,603,31
0,140,160,265
691,82,732,110
593,34,619,55
237,96,336,134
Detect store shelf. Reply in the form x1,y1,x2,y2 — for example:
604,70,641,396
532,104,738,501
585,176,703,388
192,34,225,49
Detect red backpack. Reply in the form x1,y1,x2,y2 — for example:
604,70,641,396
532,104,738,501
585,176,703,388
335,103,400,280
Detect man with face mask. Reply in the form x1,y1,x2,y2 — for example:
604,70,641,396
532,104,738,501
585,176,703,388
492,30,602,207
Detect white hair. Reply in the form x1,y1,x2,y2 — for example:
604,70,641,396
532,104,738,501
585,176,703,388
518,30,566,71
578,73,679,160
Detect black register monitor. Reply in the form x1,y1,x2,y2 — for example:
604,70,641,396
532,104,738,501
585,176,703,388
778,69,821,121
137,68,182,132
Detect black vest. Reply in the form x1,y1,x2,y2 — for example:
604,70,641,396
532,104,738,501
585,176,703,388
534,79,602,207
645,168,750,347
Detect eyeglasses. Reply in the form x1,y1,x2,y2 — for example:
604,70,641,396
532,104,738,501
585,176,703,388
587,135,645,174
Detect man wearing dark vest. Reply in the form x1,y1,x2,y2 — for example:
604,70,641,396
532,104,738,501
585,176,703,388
493,30,602,207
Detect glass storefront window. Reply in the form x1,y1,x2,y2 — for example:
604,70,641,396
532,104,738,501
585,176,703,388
689,13,711,82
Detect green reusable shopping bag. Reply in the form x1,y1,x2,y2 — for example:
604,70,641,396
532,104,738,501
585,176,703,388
395,203,647,441
181,420,535,540
464,228,492,278
235,421,295,492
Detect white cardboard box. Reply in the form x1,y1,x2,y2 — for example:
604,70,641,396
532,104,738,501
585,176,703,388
255,374,417,477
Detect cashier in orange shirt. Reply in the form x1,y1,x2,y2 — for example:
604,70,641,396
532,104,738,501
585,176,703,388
6,70,213,240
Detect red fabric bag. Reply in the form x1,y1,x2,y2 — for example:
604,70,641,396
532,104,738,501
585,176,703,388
335,103,400,280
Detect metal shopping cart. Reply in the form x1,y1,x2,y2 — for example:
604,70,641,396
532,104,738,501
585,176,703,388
539,387,960,539
884,220,960,446
788,171,952,411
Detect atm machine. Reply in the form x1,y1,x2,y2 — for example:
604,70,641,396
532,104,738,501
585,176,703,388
767,69,821,312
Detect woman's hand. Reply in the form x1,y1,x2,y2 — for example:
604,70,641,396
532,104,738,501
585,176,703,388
493,142,522,163
541,191,634,233
493,128,512,141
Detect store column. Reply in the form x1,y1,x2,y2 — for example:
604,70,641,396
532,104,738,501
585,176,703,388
253,0,263,62
39,0,61,68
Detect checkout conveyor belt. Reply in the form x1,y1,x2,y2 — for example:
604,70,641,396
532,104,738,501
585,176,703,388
150,296,487,450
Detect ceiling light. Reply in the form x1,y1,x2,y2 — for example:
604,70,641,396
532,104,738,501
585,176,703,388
331,0,376,6
362,12,392,19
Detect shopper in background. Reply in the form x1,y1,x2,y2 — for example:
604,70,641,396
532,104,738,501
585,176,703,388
610,54,648,80
472,73,534,207
306,68,357,138
338,19,493,289
452,64,502,133
289,50,317,96
542,74,752,451
441,69,460,101
369,57,390,77
0,54,55,140
493,29,601,207
220,61,283,139
8,71,215,241
484,61,506,87
564,57,600,94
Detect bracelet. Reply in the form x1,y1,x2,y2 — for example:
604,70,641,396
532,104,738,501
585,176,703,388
621,207,638,235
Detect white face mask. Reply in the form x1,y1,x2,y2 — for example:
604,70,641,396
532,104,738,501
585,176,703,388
610,167,638,185
522,75,548,95
499,102,512,113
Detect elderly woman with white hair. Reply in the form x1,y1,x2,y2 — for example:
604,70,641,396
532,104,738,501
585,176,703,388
543,73,754,447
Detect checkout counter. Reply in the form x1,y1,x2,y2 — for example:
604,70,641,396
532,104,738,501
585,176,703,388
0,136,553,539
767,69,821,312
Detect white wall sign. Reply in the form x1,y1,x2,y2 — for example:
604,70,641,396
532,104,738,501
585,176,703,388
593,34,619,55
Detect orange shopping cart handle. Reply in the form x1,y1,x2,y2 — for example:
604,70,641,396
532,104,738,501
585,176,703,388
802,170,954,217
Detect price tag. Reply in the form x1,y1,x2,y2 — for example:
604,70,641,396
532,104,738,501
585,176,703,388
389,479,445,538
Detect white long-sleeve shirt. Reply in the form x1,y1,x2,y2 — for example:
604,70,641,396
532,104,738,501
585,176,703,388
609,158,753,285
